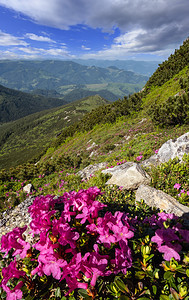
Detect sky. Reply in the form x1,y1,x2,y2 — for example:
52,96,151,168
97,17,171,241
0,0,188,61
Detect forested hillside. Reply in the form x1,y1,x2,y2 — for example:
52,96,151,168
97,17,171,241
0,95,109,169
0,84,66,123
145,37,189,89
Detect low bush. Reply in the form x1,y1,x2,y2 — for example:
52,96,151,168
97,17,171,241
0,187,188,299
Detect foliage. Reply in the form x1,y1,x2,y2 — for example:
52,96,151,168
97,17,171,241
148,154,189,206
0,187,188,299
52,92,142,148
148,92,189,127
145,38,189,90
0,95,108,169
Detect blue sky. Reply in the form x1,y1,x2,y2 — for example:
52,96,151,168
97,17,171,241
0,0,188,61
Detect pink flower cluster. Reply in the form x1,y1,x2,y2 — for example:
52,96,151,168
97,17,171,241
136,155,143,161
145,212,189,261
174,183,189,197
0,187,134,298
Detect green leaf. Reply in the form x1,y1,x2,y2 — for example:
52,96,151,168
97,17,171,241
145,254,154,262
119,296,130,300
186,269,189,277
170,288,180,300
55,287,61,298
114,277,127,293
152,285,157,295
78,289,92,300
164,271,173,280
160,295,170,300
135,271,146,279
0,291,7,299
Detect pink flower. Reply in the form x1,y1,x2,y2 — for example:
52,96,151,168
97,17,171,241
151,228,181,261
111,240,132,274
37,253,66,280
82,245,111,286
158,244,181,261
136,155,143,161
0,226,30,258
1,281,23,300
1,259,25,300
174,183,181,190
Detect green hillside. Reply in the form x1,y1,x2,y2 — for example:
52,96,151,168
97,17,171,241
145,37,189,89
0,95,109,169
0,60,148,90
0,84,66,123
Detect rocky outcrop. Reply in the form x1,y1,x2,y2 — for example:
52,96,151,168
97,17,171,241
135,184,189,221
102,162,151,190
142,132,189,168
77,162,108,179
0,197,34,243
157,132,189,163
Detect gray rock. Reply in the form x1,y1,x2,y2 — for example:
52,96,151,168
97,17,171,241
77,162,108,179
157,132,189,163
140,154,160,168
23,183,34,194
135,184,189,219
102,162,151,190
86,142,98,151
141,132,189,167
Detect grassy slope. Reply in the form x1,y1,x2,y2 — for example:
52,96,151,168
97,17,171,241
0,95,109,169
142,66,189,111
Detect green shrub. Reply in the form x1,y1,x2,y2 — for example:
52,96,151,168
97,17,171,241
148,93,189,127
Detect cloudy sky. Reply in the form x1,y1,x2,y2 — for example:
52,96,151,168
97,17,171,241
0,0,188,61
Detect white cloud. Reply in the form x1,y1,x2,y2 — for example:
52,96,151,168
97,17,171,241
25,33,56,43
81,45,91,50
0,0,188,57
81,27,176,60
17,46,75,59
0,30,28,46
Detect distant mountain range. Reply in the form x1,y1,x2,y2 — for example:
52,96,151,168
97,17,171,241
0,60,148,101
72,59,160,76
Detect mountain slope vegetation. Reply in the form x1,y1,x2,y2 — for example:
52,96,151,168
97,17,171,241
0,39,189,171
0,84,66,123
0,95,109,169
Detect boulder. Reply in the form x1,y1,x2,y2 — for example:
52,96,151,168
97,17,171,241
77,162,107,179
157,132,189,163
23,183,34,194
135,184,189,219
102,162,151,190
141,132,189,167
